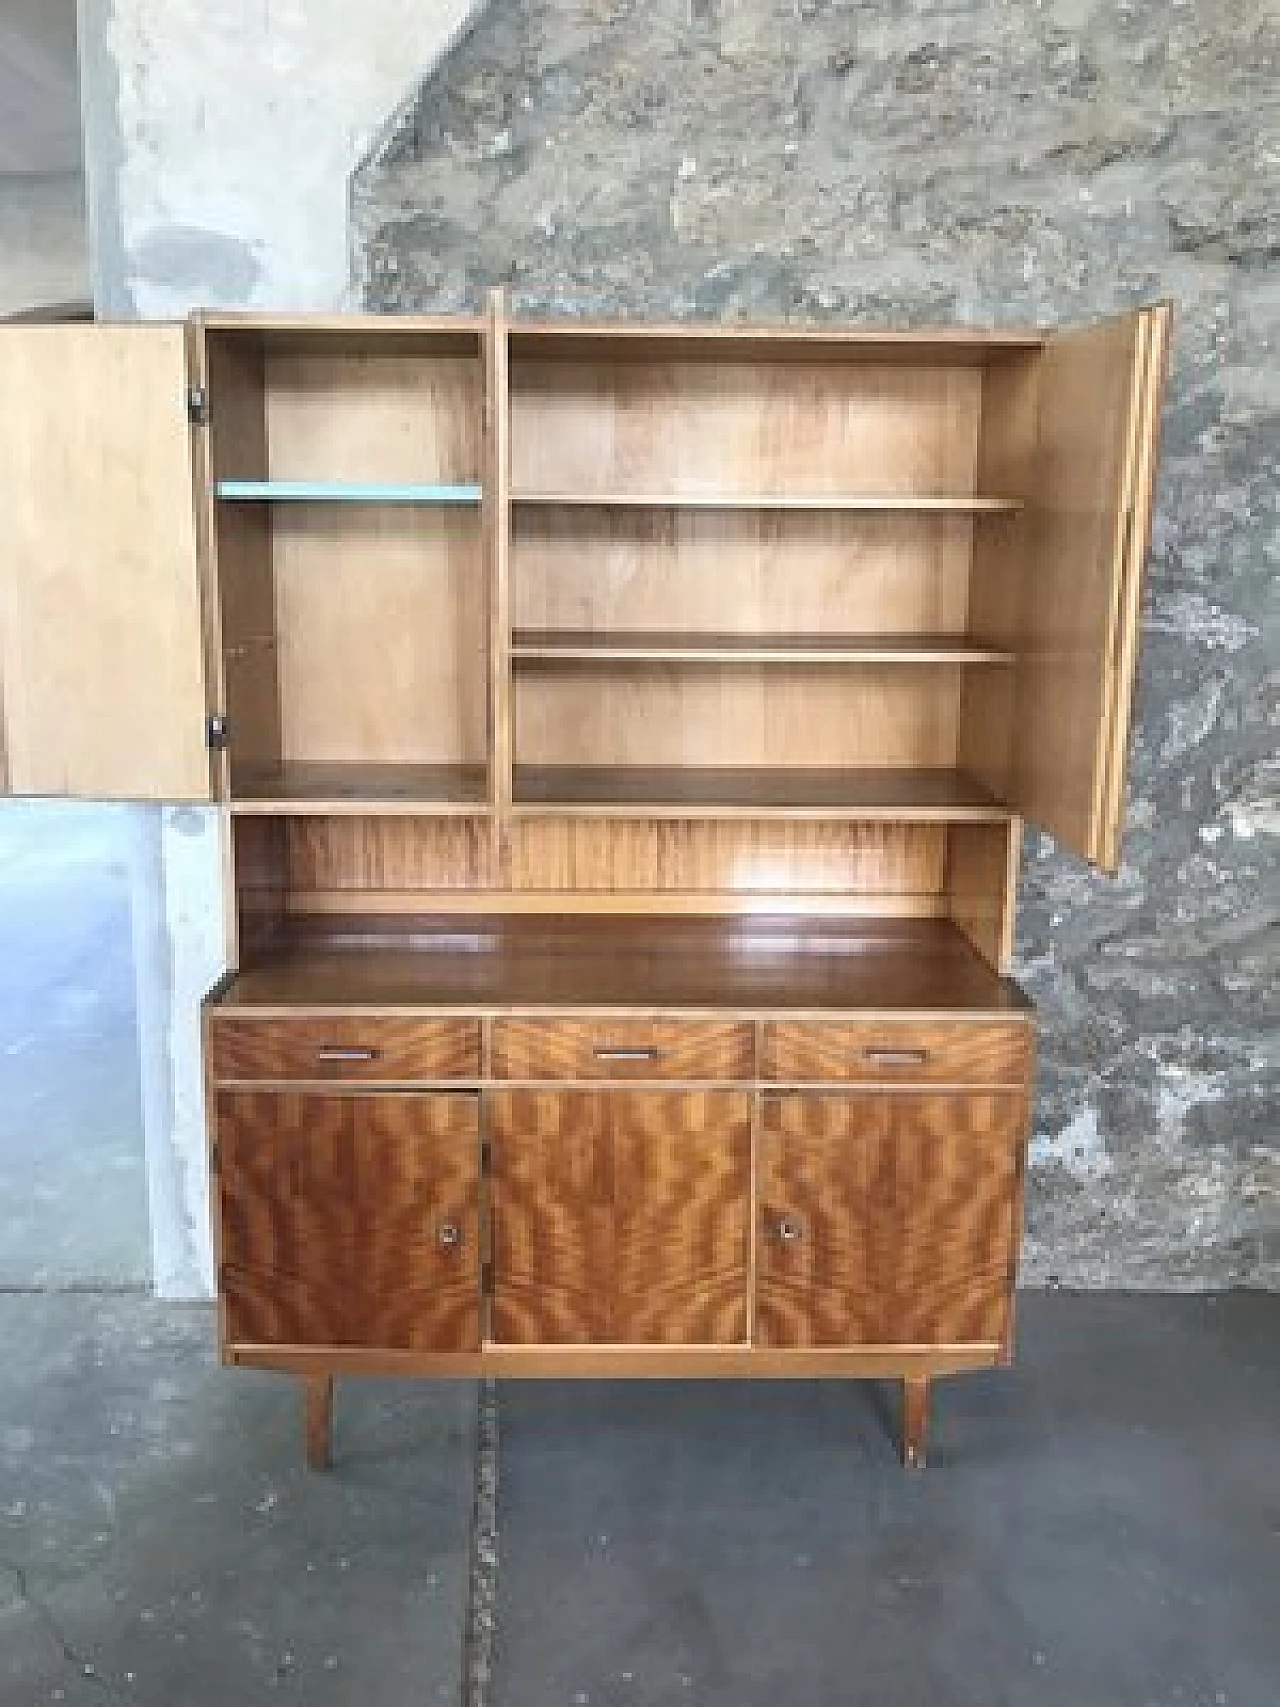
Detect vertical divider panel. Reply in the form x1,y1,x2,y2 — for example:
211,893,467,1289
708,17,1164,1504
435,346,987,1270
485,290,513,855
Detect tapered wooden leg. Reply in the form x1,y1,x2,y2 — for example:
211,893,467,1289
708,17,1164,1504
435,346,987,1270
901,1375,928,1470
304,1375,333,1471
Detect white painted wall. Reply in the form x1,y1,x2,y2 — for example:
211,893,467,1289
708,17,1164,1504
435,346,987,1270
78,0,483,1297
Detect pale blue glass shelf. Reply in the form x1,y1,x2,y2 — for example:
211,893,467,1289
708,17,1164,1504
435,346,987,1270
215,480,483,504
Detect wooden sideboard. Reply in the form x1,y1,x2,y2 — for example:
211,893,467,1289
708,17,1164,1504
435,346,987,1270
0,297,1171,1468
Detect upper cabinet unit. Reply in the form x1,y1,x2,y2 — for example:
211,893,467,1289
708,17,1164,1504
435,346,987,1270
0,304,1170,871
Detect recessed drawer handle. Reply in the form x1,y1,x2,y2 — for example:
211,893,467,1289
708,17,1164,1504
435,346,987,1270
862,1047,928,1068
593,1045,663,1062
315,1046,381,1064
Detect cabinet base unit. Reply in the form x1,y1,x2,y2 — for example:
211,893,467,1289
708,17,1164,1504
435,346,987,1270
205,912,1035,1469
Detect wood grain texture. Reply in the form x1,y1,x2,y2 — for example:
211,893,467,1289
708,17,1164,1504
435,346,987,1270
492,1018,754,1081
511,358,984,497
282,816,497,890
515,663,966,771
510,818,947,896
512,508,974,647
262,344,482,486
231,817,287,961
945,819,1022,974
203,329,281,792
512,629,1013,663
955,356,1036,811
757,1092,1025,1346
230,1343,1004,1379
216,1090,480,1351
304,1374,333,1470
214,916,1030,1015
971,310,1166,867
486,289,513,814
1096,305,1172,872
508,322,1042,361
762,1019,1031,1085
512,766,1006,819
272,506,487,768
0,325,211,799
489,1090,751,1345
207,1015,481,1083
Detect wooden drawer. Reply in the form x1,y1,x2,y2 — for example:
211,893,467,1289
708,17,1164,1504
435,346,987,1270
206,1015,481,1084
492,1018,754,1082
761,1020,1031,1087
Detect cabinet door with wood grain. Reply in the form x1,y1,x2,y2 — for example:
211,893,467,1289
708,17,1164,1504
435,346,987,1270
757,1092,1027,1349
215,1090,480,1352
0,324,213,800
489,1090,751,1345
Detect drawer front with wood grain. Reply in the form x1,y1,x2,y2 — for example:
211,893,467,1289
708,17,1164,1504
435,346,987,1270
761,1020,1031,1086
492,1018,754,1082
207,1016,481,1084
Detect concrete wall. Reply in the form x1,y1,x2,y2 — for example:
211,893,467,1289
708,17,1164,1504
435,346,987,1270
78,0,485,1297
81,0,479,317
353,0,1279,1287
0,174,89,315
0,1,88,317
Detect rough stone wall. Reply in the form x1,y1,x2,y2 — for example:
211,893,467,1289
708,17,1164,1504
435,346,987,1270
353,0,1278,1287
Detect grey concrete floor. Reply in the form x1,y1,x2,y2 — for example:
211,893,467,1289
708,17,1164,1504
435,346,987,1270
2,1293,1275,1707
0,803,149,1289
493,1293,1279,1707
0,1296,477,1705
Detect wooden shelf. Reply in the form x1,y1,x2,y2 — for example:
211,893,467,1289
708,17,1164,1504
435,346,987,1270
510,492,1021,513
511,630,1015,665
230,763,489,816
511,766,1010,820
220,916,1032,1015
509,322,1044,363
216,480,483,504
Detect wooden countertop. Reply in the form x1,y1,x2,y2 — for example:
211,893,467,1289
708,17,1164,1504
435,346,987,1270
209,916,1031,1017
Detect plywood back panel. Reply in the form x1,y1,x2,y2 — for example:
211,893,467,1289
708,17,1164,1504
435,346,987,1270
515,664,963,769
272,507,486,766
264,348,482,485
283,816,497,892
510,818,947,897
511,359,983,496
512,509,973,636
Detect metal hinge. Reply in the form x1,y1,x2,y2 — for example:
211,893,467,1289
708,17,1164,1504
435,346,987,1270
206,713,230,751
187,386,209,425
480,1137,492,1177
481,1258,494,1299
210,1140,220,1174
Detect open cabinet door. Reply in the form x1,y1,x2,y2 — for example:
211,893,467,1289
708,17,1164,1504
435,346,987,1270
0,324,213,800
1007,305,1171,871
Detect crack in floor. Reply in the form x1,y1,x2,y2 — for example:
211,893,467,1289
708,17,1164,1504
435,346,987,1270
2,1558,128,1701
462,1378,499,1707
